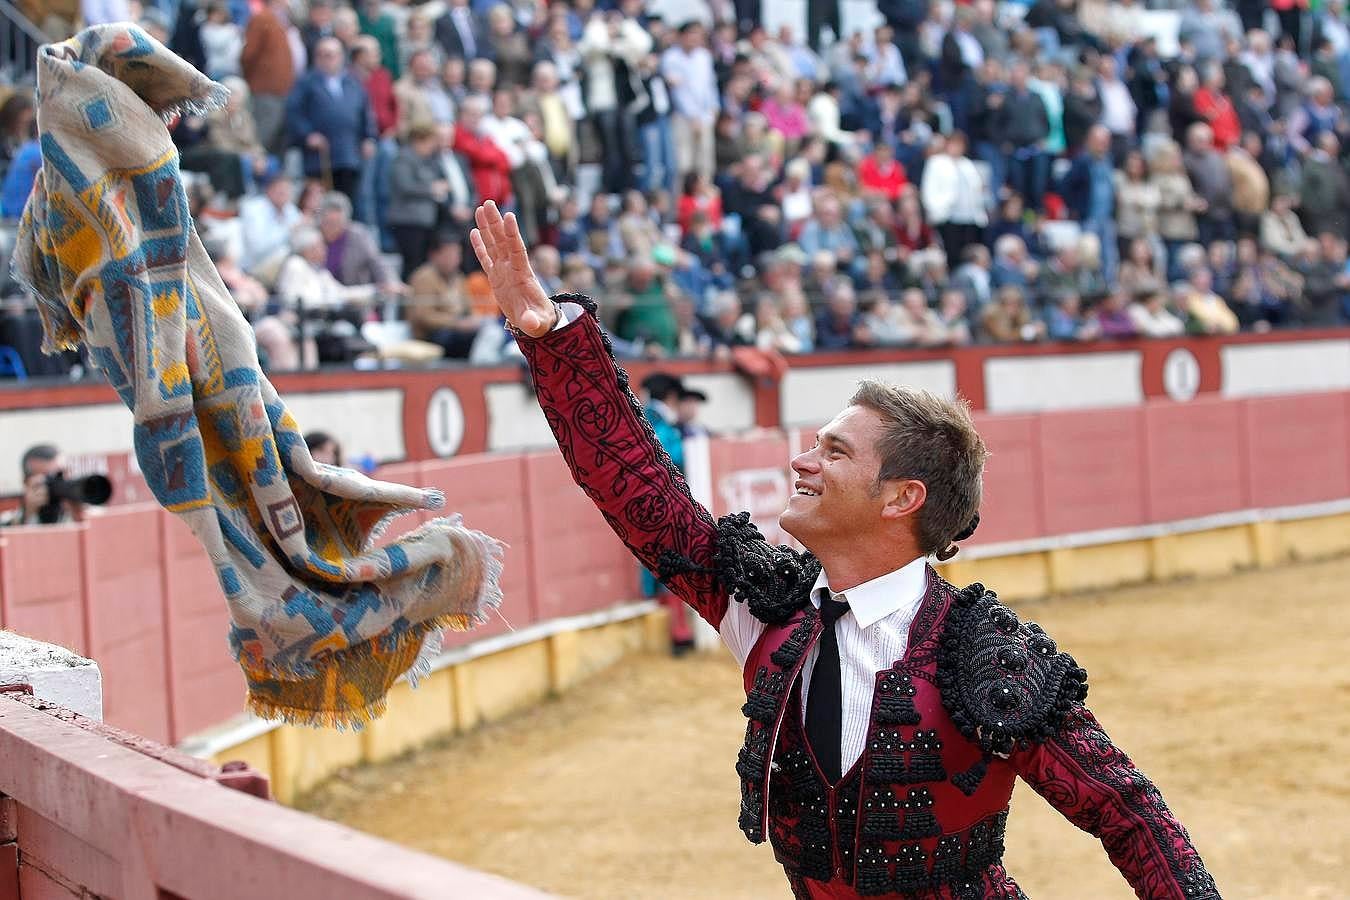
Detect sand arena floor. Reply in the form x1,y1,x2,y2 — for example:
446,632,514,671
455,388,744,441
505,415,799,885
300,556,1350,899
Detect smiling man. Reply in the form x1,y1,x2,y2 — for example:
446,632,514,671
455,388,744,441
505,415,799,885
469,201,1219,900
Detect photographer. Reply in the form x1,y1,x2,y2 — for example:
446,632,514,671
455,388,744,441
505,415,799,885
0,444,108,527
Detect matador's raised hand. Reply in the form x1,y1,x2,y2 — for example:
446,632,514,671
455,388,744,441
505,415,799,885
470,201,559,338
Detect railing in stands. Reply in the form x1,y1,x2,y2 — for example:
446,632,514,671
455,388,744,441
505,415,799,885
0,0,44,87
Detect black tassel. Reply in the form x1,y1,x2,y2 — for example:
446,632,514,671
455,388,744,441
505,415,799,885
867,754,907,783
861,789,901,839
856,847,893,896
906,730,946,783
876,692,921,725
898,788,941,840
893,844,928,892
931,836,964,880
899,808,941,840
952,756,989,797
906,750,947,784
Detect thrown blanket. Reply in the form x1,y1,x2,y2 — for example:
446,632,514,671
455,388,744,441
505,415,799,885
14,24,503,729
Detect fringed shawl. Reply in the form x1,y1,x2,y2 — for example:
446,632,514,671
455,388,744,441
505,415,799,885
14,24,504,728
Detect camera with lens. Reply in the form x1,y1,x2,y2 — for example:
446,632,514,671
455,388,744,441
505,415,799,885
38,472,113,524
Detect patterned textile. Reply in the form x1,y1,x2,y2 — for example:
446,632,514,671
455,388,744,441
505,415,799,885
14,24,504,729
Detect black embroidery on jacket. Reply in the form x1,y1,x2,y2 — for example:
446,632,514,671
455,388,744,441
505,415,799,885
936,582,1089,756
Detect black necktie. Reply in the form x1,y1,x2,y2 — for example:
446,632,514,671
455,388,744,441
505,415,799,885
805,593,849,783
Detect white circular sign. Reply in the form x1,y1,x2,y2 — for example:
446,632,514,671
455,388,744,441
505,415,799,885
1162,348,1200,402
426,387,465,458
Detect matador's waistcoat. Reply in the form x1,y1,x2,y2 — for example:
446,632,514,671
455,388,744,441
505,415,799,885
520,296,1220,900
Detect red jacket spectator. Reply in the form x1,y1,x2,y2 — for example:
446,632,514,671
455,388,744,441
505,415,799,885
453,122,512,205
352,38,400,138
676,187,723,235
365,67,399,137
1193,87,1241,150
859,146,908,201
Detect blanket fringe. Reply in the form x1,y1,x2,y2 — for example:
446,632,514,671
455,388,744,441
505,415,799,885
240,526,505,729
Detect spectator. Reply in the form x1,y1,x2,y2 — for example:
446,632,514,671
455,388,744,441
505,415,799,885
1128,289,1187,337
723,152,782,256
239,172,302,275
351,35,398,141
1180,268,1241,334
981,285,1044,343
1150,140,1203,264
614,259,678,354
1037,237,1107,304
483,4,531,89
633,54,678,197
798,193,860,264
394,49,452,139
663,22,720,180
813,280,870,350
1095,55,1138,161
0,93,33,183
351,0,398,77
274,226,379,365
858,292,914,347
1300,232,1350,326
483,89,559,246
582,9,652,194
1118,237,1165,298
200,0,243,79
779,286,816,352
892,288,945,346
746,294,805,354
301,0,337,61
682,211,735,288
453,96,513,206
1063,66,1103,155
241,0,296,157
1287,77,1342,156
996,61,1052,211
391,123,453,277
1193,64,1242,151
936,288,975,346
435,0,482,61
1178,0,1244,64
920,131,988,264
1167,65,1205,147
1094,289,1139,339
0,116,39,219
287,37,377,204
952,243,994,314
1184,122,1236,246
398,12,436,75
1059,125,1119,280
407,234,485,359
1260,193,1310,258
0,446,84,527
1116,150,1161,251
702,291,756,350
992,234,1040,291
304,431,344,467
1298,132,1350,239
316,192,396,292
857,141,908,202
1045,291,1099,341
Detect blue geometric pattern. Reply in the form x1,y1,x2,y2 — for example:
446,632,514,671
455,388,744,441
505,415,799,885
83,96,112,130
15,22,503,729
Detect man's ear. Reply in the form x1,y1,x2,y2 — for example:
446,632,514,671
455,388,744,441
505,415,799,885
880,479,926,521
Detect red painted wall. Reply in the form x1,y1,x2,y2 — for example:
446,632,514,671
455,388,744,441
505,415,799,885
1,391,1348,745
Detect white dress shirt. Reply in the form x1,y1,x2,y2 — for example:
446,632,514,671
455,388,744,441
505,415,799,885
721,554,930,775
